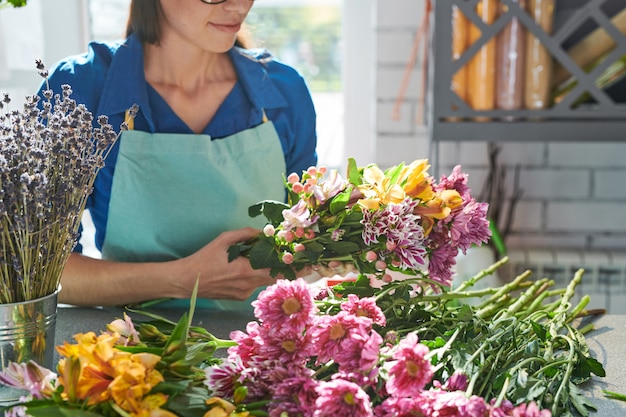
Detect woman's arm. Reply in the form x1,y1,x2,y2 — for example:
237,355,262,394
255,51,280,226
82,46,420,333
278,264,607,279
60,227,277,306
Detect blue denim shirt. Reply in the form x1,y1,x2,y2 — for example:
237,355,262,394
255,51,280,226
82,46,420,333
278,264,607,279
41,34,317,252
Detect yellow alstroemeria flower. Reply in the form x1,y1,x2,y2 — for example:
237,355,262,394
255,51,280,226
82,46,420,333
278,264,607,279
440,189,463,210
401,159,435,202
56,332,119,404
357,165,405,209
204,397,250,417
109,352,165,415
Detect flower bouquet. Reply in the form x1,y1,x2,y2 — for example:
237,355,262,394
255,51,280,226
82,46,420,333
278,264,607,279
0,265,610,417
228,158,491,288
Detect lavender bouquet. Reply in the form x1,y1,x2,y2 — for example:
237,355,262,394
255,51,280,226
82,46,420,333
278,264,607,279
0,61,131,303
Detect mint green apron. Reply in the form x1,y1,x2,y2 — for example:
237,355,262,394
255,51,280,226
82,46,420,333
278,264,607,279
101,120,286,310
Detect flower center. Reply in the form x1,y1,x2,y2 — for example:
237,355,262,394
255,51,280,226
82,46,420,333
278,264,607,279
281,340,296,353
282,296,302,316
406,360,420,377
329,323,346,340
343,392,355,405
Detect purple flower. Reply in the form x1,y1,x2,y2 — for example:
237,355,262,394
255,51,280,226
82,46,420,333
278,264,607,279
314,378,374,417
361,198,427,270
269,376,320,417
204,357,245,399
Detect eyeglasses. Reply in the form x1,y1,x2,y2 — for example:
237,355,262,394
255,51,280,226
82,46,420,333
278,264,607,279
200,0,254,4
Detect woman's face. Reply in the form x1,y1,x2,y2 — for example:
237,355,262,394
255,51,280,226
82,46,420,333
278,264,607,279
158,0,253,53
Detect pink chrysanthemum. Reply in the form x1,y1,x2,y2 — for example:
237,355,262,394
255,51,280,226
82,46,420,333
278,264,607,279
446,198,491,255
433,371,469,392
415,389,488,417
386,332,433,397
269,376,320,417
252,278,317,336
511,401,552,417
256,327,314,364
311,311,381,373
228,321,264,366
375,396,423,417
314,379,374,417
341,294,386,326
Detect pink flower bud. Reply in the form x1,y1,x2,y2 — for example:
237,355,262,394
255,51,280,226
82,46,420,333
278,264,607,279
375,260,387,271
295,227,305,238
305,229,316,239
382,273,393,283
292,182,304,193
391,259,401,268
328,260,342,268
305,177,318,186
365,251,378,262
287,172,300,184
283,231,295,242
307,166,317,176
319,166,327,174
386,240,397,251
294,243,306,252
263,224,275,237
282,252,294,264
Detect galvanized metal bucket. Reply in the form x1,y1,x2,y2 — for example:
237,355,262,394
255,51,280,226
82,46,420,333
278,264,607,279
0,288,59,404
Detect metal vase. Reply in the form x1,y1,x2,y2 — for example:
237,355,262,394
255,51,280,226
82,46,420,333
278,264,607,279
0,288,59,404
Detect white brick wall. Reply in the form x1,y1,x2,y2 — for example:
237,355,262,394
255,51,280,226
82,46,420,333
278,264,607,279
374,0,626,253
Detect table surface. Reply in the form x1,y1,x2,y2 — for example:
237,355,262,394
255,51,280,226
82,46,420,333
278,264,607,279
55,306,626,416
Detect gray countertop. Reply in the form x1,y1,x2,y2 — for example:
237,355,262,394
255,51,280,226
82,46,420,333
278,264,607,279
54,306,626,416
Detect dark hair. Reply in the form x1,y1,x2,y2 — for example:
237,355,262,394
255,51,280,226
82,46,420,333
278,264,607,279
125,0,253,48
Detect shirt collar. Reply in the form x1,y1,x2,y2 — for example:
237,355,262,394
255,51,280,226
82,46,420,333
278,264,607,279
96,35,288,132
97,34,154,131
229,47,289,111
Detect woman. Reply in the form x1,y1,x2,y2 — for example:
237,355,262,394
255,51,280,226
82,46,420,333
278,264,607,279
43,0,318,308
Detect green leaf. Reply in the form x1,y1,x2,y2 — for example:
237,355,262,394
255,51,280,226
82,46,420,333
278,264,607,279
25,407,104,417
384,162,405,184
248,236,281,269
572,354,606,382
248,200,289,224
322,240,361,255
569,381,597,416
347,158,361,185
329,187,352,215
603,390,626,402
530,320,547,342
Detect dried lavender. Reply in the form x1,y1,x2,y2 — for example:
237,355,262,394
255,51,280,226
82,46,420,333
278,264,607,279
0,62,136,303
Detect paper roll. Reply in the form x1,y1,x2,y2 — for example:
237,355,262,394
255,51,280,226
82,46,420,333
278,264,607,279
468,0,498,111
525,0,555,109
496,0,527,110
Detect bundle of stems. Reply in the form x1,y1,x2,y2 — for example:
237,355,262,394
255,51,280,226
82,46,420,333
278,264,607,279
336,257,606,416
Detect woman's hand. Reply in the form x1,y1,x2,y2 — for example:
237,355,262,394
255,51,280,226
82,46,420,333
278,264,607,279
172,227,276,301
